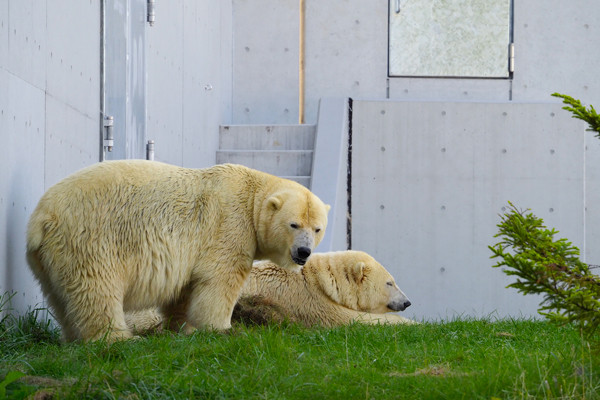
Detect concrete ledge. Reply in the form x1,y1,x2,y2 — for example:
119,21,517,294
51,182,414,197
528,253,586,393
216,150,313,176
219,125,316,150
310,98,349,252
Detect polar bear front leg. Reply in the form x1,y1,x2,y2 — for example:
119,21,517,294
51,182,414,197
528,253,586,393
186,283,239,331
353,312,418,325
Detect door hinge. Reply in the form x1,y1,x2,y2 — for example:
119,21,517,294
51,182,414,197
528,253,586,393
147,0,156,26
103,115,114,152
146,140,155,161
509,43,515,73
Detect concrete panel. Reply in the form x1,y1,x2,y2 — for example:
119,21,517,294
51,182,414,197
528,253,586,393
46,0,100,118
584,133,600,264
181,0,223,168
218,1,233,125
0,68,7,307
146,0,229,168
304,0,388,124
7,0,47,89
232,0,299,124
0,72,46,314
44,95,98,187
146,0,184,165
0,0,7,70
512,1,600,106
352,100,586,321
219,125,315,150
310,98,350,252
216,150,313,176
182,0,224,168
388,78,511,102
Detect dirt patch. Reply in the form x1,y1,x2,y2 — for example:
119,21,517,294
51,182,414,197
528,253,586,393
389,364,474,378
20,375,66,387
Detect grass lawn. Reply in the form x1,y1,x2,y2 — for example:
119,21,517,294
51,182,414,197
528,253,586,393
1,310,599,400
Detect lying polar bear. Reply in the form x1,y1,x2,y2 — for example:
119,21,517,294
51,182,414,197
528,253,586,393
126,250,415,332
233,250,415,327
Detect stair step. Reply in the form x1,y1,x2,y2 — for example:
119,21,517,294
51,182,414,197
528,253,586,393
216,150,313,176
281,176,311,187
219,125,316,150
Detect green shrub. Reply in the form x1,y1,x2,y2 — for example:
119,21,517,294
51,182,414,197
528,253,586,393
490,203,600,338
552,92,600,135
490,95,600,339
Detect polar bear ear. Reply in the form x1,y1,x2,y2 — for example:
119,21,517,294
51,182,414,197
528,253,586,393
267,195,283,211
350,262,366,284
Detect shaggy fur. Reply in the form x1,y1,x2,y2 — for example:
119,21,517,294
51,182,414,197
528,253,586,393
26,160,329,342
236,251,415,327
125,251,415,332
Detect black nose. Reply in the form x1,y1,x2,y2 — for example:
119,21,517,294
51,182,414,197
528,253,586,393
389,300,412,311
297,246,311,259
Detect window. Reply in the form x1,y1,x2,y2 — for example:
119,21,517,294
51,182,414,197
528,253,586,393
389,0,512,78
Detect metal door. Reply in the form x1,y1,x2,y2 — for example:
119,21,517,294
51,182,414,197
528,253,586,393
389,0,512,78
102,0,148,160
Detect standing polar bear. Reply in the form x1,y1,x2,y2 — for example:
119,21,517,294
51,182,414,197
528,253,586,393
234,250,415,327
26,160,329,342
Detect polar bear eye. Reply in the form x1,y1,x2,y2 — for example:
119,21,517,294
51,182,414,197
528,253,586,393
386,281,394,287
315,228,321,233
290,223,299,229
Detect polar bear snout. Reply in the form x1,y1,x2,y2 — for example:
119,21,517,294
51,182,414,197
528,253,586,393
292,246,312,265
297,246,311,260
290,229,316,266
388,299,412,312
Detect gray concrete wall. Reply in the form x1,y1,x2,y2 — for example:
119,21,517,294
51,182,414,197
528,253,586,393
233,1,599,122
351,100,588,320
233,0,600,319
1,0,232,314
232,0,300,124
2,0,599,321
146,0,232,168
1,0,100,314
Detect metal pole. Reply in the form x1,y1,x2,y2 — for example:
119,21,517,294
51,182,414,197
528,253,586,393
299,0,305,124
99,0,106,161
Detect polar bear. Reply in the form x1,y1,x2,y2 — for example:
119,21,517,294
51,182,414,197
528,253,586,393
124,250,414,333
234,251,415,327
26,160,329,342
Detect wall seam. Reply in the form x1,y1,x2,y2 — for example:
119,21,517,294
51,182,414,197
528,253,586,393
346,97,353,250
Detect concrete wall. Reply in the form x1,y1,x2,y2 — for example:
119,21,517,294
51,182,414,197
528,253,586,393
146,0,232,168
2,0,599,321
0,0,232,314
233,1,599,121
1,0,100,314
233,0,600,319
351,100,587,320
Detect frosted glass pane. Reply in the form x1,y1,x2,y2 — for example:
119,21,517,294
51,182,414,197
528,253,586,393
389,0,511,78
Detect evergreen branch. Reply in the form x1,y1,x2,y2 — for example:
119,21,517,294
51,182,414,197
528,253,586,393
552,93,600,136
489,202,600,338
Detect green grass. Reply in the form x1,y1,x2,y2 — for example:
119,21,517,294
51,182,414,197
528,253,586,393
1,299,599,399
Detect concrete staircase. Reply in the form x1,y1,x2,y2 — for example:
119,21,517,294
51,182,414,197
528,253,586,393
217,125,316,188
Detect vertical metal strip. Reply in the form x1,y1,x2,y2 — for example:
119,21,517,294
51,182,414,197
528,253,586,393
298,0,305,124
346,97,353,250
99,0,106,161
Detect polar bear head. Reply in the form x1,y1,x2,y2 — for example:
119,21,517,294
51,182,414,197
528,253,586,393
256,187,330,271
313,251,411,314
